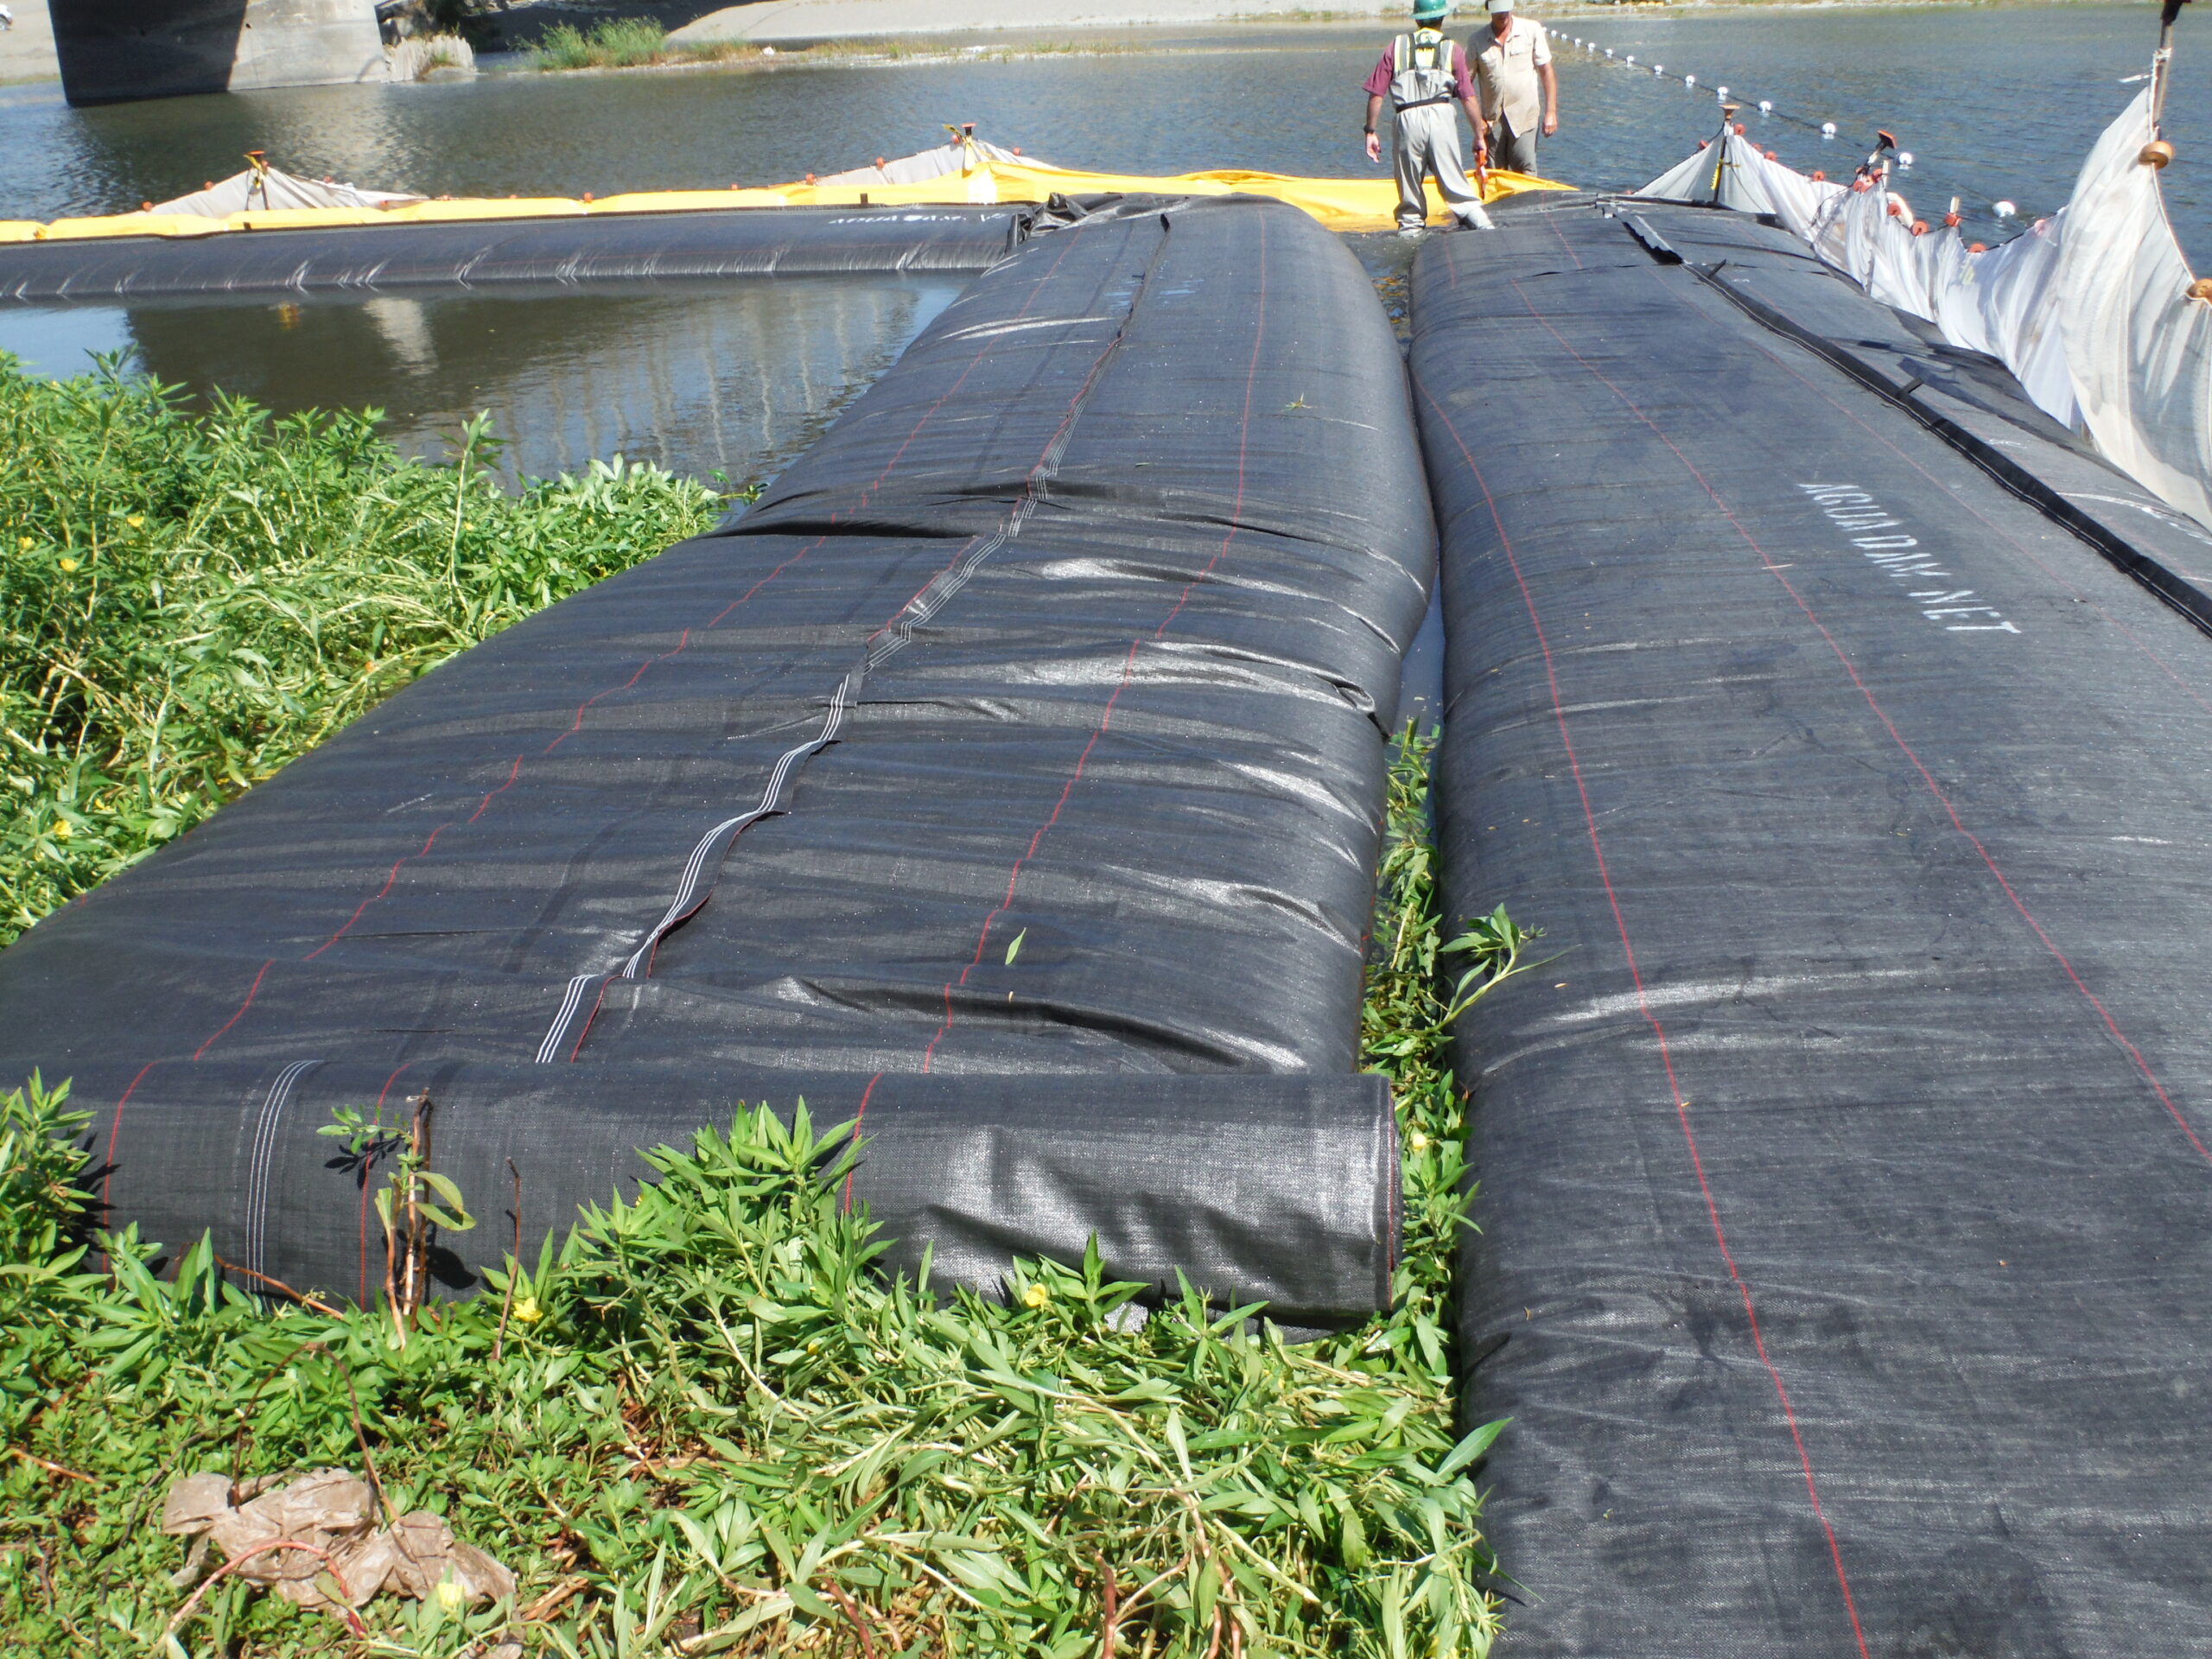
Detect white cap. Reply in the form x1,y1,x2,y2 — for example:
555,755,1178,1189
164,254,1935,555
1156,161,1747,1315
1486,0,1514,12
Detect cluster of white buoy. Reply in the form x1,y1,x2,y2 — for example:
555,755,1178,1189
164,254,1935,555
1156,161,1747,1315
1552,29,2030,223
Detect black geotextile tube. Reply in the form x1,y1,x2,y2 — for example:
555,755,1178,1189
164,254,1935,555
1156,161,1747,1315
0,206,1031,302
1413,200,2212,1656
42,1061,1395,1328
0,194,1431,1326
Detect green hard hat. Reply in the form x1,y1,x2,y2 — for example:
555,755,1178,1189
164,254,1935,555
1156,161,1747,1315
1412,0,1450,19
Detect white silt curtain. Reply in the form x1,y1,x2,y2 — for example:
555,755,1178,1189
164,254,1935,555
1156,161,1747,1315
2061,90,2212,530
817,138,1024,188
149,167,423,217
1637,88,2212,527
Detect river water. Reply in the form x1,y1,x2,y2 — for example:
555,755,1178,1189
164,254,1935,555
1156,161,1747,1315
0,3,2202,485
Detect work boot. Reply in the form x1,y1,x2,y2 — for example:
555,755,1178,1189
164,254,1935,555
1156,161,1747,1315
1455,206,1497,231
1397,223,1426,239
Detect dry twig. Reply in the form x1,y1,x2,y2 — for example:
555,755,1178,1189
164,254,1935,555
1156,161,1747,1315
162,1539,368,1643
521,1573,589,1623
1096,1554,1120,1659
213,1253,345,1317
7,1446,96,1485
827,1582,883,1659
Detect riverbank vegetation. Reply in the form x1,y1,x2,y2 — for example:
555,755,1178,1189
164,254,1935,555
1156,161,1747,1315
525,21,826,73
524,20,1132,75
531,18,690,70
0,728,1523,1656
0,355,726,946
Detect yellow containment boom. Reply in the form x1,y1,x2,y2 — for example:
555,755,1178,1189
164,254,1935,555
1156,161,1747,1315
1,143,1571,245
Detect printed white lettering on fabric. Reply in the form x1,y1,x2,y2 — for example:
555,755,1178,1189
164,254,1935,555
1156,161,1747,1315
1796,484,2019,634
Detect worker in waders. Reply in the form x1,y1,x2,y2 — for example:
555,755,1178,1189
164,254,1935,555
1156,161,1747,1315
1363,1,1494,238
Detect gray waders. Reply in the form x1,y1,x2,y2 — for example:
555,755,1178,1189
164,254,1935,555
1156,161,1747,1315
1389,31,1492,232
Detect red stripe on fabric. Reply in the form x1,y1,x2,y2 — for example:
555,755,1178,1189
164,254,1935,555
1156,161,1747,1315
918,641,1143,1075
1416,360,1875,1659
842,1071,884,1213
1512,274,2212,1170
97,1060,162,1267
304,825,452,962
101,1060,160,1191
705,540,826,630
920,986,955,1074
543,631,694,756
564,976,613,1062
193,960,275,1061
464,753,526,823
922,215,1273,1071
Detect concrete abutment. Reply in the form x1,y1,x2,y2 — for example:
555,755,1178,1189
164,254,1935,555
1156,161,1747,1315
51,0,382,104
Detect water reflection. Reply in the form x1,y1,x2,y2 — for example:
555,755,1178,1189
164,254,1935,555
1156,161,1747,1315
1,276,963,485
0,300,129,375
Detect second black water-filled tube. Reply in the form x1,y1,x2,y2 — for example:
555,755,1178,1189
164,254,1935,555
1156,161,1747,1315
1414,200,2212,1655
0,195,1433,1326
0,206,1033,302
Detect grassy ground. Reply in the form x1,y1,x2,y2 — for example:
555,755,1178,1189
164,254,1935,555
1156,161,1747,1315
0,729,1525,1658
0,356,728,946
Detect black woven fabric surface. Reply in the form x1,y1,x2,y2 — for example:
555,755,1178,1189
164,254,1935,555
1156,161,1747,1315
0,195,1427,1324
1646,203,2212,637
1414,201,2212,1656
0,206,1029,302
35,1060,1395,1329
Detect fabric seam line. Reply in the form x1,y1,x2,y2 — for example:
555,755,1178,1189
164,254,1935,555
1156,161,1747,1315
541,222,1156,1065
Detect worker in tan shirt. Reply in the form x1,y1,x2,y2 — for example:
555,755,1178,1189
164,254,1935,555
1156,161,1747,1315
1471,0,1559,175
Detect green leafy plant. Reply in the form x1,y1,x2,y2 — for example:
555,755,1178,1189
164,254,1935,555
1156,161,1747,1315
1364,726,1534,1357
321,1097,476,1345
0,354,728,944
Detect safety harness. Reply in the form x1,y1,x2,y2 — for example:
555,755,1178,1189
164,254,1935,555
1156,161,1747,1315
1390,30,1460,114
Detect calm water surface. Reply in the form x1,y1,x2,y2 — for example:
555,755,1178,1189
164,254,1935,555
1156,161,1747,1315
0,276,961,485
0,4,2201,482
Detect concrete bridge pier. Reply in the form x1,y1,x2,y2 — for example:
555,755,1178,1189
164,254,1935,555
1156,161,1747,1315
52,0,384,104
